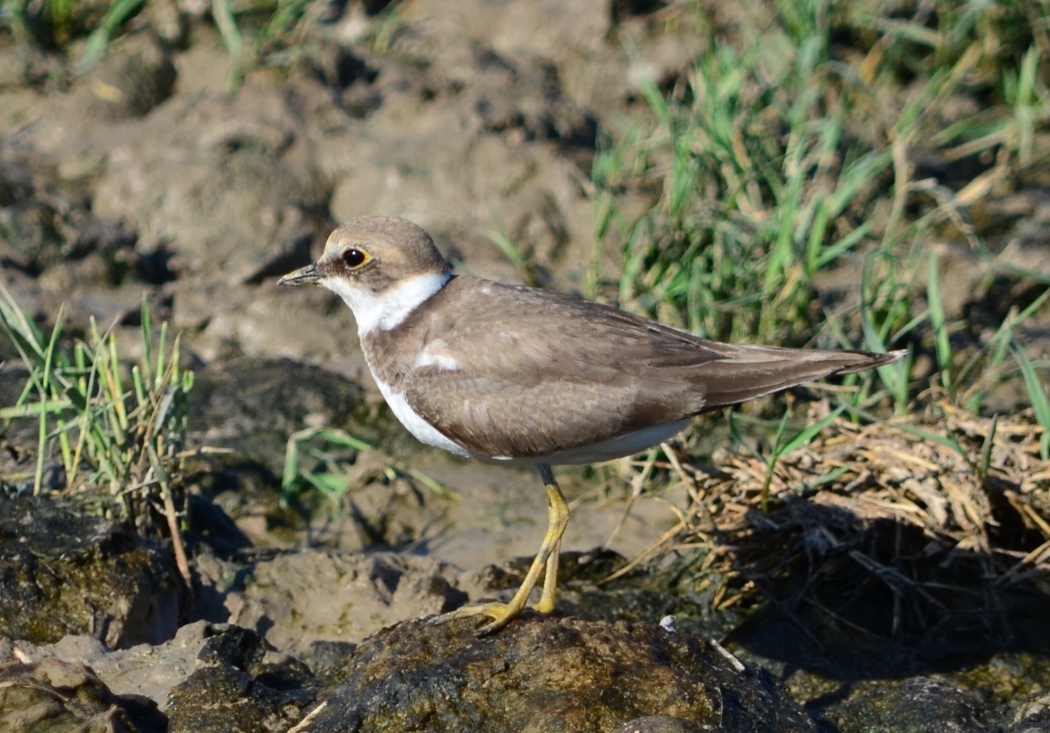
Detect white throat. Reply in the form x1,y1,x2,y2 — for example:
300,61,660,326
323,271,451,335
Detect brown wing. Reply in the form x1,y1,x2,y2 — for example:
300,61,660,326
370,277,901,459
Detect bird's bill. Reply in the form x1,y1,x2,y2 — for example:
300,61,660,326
277,262,322,286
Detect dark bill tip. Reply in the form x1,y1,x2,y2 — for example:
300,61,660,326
277,262,321,287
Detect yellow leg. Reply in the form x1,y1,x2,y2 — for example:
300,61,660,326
434,464,570,635
533,467,568,614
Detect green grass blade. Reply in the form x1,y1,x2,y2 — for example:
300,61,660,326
156,321,170,391
404,468,454,499
312,428,374,452
140,296,153,387
927,251,951,390
1012,344,1050,460
895,424,967,458
776,406,846,458
77,0,146,72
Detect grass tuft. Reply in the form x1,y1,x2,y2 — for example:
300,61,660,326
591,0,1050,425
0,285,193,532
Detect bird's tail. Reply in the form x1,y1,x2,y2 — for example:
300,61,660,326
695,346,906,412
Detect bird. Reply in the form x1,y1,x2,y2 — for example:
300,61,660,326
278,215,905,634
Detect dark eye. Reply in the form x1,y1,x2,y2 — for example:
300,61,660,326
342,247,370,268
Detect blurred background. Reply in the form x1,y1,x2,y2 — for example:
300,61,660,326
1,0,1045,398
2,1,1050,731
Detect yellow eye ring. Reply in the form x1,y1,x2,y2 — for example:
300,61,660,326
342,247,371,269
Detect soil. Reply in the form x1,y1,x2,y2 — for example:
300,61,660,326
2,1,1050,732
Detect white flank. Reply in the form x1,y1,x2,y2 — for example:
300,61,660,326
537,418,692,466
373,377,473,458
324,271,451,335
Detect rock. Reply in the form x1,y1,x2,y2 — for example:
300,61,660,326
7,622,206,708
825,676,990,733
307,615,817,733
0,657,167,733
0,493,185,648
166,624,316,733
5,622,318,732
299,639,359,686
1007,691,1050,733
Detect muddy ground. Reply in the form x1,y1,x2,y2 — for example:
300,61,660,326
2,1,1050,732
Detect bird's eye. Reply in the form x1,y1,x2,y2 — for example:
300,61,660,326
342,247,370,269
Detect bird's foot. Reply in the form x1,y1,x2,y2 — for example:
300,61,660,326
431,596,554,636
